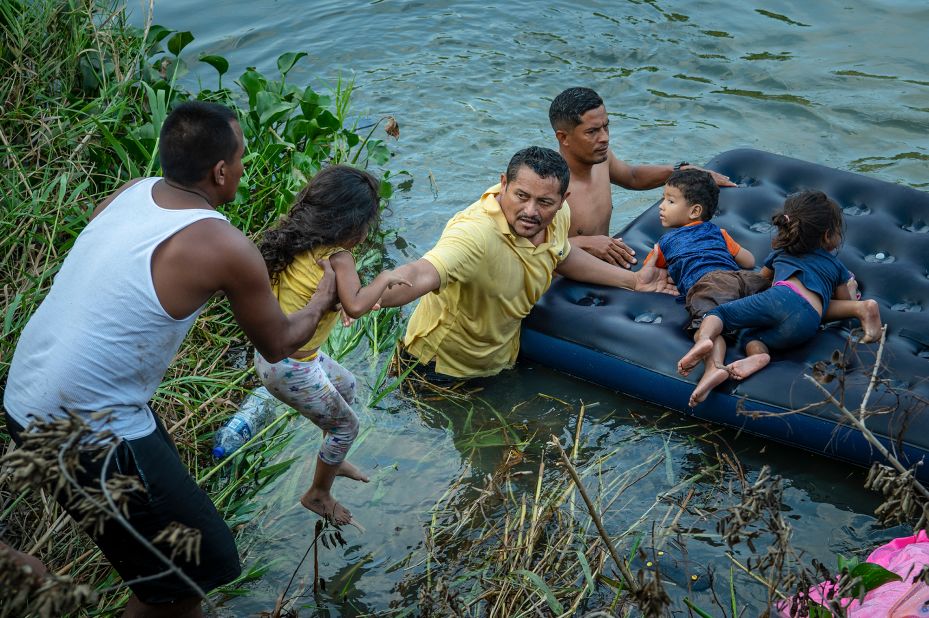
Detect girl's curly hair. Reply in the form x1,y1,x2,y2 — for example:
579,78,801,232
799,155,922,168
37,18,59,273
771,190,844,255
260,165,381,280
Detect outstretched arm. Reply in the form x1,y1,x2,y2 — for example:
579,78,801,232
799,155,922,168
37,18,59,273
555,245,678,295
328,251,411,318
608,152,736,190
376,259,441,307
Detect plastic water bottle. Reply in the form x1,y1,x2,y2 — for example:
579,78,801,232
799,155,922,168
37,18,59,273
212,386,282,458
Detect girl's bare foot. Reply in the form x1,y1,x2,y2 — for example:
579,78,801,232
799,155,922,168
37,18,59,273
336,460,369,482
857,299,882,343
678,339,714,376
301,489,352,525
726,354,770,380
688,366,730,408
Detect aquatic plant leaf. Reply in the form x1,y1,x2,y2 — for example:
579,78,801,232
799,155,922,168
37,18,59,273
837,553,860,573
682,597,715,618
145,25,172,49
366,140,391,165
256,91,296,127
807,603,832,618
166,31,194,57
515,570,564,614
846,562,902,597
238,68,268,108
199,54,229,76
277,52,307,77
576,550,595,594
315,109,341,133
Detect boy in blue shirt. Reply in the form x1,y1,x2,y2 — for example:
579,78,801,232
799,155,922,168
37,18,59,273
643,169,769,404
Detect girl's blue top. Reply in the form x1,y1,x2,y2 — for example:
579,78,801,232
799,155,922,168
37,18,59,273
763,248,851,313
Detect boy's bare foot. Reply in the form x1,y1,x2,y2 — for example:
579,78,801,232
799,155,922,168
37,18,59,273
726,354,770,380
857,299,882,343
678,339,714,376
336,460,369,483
688,366,730,408
301,489,352,525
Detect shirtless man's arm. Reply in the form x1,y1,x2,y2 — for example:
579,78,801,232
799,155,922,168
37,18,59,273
608,151,736,191
567,153,737,268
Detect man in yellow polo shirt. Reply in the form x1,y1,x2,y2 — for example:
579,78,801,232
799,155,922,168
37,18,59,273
379,146,677,380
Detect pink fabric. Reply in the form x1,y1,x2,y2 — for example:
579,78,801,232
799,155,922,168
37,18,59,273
778,531,929,617
773,279,814,307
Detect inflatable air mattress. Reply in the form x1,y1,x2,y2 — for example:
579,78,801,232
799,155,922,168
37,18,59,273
522,149,929,477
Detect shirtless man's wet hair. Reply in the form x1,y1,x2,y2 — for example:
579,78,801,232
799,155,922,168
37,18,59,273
159,102,239,184
548,87,604,132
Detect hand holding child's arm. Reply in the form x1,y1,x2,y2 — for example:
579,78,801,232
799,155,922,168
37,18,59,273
330,251,412,318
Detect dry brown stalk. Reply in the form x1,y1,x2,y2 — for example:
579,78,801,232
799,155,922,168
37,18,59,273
549,434,640,594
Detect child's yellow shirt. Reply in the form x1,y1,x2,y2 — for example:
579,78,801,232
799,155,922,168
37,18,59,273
273,245,347,356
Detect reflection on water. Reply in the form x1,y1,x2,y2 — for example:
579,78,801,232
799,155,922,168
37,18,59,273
137,0,926,613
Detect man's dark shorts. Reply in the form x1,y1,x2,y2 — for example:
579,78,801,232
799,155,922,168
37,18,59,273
5,410,241,604
685,269,771,331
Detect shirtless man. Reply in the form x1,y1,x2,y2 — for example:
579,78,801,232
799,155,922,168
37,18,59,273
4,102,338,618
549,87,736,268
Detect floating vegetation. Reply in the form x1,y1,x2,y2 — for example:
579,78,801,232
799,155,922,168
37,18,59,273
755,9,811,27
712,87,813,107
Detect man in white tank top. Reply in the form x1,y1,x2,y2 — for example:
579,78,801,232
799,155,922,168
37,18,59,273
4,102,338,617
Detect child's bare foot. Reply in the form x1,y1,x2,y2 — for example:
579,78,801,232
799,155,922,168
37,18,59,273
688,365,730,408
857,299,882,343
726,354,770,380
336,460,369,483
301,489,352,525
678,339,714,376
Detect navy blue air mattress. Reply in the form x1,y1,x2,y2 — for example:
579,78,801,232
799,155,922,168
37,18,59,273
522,148,929,478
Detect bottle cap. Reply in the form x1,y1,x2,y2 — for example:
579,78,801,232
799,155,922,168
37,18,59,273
212,446,226,458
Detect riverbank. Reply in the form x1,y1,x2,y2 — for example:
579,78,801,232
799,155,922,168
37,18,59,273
0,2,404,614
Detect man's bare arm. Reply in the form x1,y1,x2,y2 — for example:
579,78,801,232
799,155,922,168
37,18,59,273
555,246,678,295
213,226,338,362
376,259,441,307
608,151,736,190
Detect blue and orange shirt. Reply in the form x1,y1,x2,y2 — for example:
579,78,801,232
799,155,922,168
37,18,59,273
645,221,742,297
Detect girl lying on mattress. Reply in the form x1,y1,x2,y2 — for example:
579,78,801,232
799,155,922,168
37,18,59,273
678,190,884,408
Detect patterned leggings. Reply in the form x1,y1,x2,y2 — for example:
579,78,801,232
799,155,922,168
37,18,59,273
254,352,358,465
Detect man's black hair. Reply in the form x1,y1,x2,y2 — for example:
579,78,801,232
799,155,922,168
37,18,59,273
548,87,604,131
667,169,719,221
505,146,570,196
158,101,239,184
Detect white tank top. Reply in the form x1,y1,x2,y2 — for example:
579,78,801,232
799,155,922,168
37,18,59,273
4,178,227,439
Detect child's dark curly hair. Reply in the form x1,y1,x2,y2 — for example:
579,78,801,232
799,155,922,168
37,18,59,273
771,190,844,255
666,169,719,221
260,165,381,281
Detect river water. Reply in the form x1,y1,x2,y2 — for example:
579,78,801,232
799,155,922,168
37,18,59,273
136,0,928,614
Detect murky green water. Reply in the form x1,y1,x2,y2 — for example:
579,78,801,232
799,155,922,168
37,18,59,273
136,0,927,614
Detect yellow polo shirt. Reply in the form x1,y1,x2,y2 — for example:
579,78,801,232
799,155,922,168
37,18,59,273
403,183,571,378
273,245,346,353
